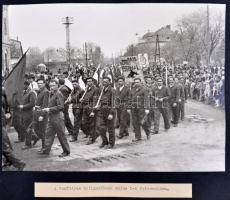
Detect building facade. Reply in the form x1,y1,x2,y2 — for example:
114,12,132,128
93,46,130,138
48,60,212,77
2,5,11,77
10,38,23,67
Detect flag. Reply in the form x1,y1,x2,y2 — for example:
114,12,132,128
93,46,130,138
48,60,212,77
92,64,100,83
4,49,29,107
64,78,74,91
108,66,116,89
78,75,86,90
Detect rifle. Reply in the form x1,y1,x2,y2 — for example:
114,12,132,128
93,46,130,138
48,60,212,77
89,86,104,117
79,86,88,102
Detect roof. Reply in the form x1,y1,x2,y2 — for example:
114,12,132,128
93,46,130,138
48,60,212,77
142,25,174,42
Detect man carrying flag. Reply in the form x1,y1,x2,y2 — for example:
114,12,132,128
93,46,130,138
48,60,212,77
2,49,29,170
4,49,28,143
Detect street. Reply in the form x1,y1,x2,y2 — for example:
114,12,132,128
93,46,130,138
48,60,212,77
5,100,225,171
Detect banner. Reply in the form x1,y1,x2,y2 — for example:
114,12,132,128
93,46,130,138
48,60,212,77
4,49,28,107
138,53,149,70
120,56,139,72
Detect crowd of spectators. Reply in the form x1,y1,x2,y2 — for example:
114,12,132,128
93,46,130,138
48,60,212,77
148,63,225,109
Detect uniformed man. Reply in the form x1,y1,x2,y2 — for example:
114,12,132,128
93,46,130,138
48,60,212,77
19,81,37,150
68,79,85,142
92,77,116,148
80,77,98,145
128,77,150,142
2,87,26,171
59,78,74,136
168,77,180,127
115,76,130,139
33,78,49,152
145,75,155,135
38,79,70,157
152,77,170,134
178,77,187,121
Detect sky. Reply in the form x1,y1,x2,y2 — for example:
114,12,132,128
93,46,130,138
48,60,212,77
7,3,225,57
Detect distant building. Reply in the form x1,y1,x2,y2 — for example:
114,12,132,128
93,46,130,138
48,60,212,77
137,25,175,64
10,38,23,68
142,25,174,43
2,5,11,77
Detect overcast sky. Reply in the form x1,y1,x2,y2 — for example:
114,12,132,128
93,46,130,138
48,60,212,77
8,3,225,57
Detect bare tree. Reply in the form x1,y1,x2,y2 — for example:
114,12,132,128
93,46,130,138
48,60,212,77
26,47,44,72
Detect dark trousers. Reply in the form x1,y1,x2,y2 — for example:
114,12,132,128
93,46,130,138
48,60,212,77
12,111,24,141
131,108,150,140
72,108,83,139
64,104,73,135
33,115,48,148
23,113,34,147
117,108,130,137
43,118,70,154
169,104,179,124
96,109,115,146
153,108,170,132
81,107,96,141
2,126,25,169
178,101,185,120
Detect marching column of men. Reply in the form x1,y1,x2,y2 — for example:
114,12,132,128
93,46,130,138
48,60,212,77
3,72,188,167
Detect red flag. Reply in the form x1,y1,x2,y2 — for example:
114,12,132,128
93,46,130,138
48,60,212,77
4,49,29,107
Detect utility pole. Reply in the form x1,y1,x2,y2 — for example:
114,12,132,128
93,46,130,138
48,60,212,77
62,16,73,71
154,34,161,68
85,42,88,68
131,44,134,56
206,5,210,67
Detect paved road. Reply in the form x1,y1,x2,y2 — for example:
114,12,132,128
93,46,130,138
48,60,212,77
4,100,225,171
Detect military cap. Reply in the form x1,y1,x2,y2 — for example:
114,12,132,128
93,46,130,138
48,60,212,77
117,76,125,81
156,77,163,81
37,76,45,82
85,76,94,81
134,77,142,82
72,79,78,83
144,75,153,79
102,76,111,82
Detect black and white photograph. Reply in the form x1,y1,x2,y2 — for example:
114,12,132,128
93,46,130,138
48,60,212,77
2,3,226,172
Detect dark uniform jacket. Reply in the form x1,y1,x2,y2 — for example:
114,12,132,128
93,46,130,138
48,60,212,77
81,84,97,108
115,85,130,109
152,85,170,108
36,86,49,109
21,88,36,116
168,84,180,104
94,85,116,116
71,87,85,109
129,86,149,109
59,85,71,101
177,83,185,101
35,86,49,117
47,90,64,121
